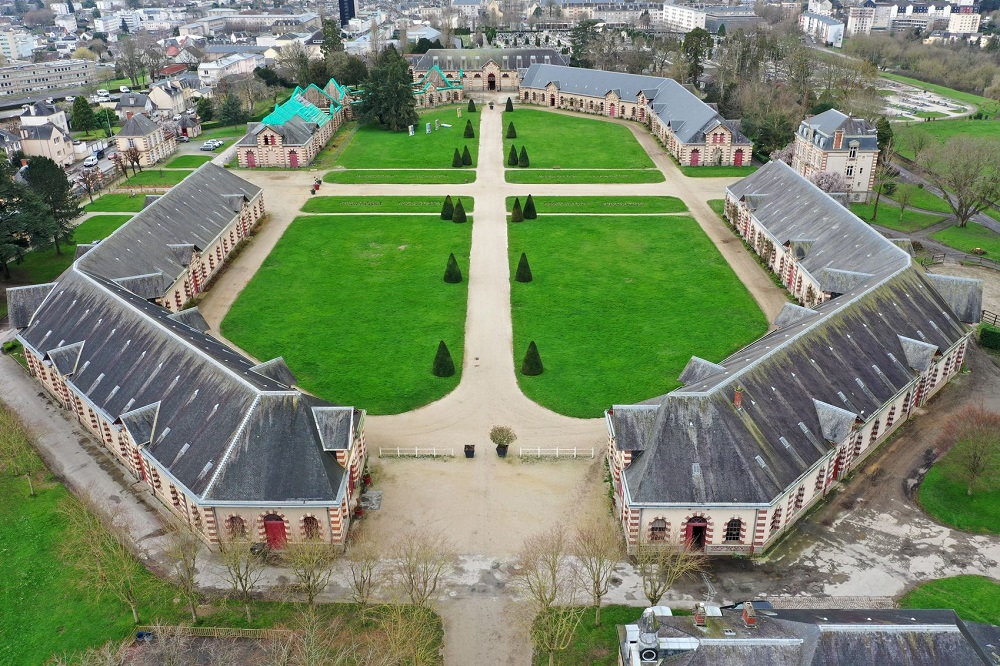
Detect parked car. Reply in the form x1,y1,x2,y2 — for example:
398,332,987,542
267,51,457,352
82,155,99,168
119,86,130,93
96,88,109,97
65,96,76,102
200,142,216,151
177,135,189,143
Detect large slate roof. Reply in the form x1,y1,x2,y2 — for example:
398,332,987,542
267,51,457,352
519,64,751,146
117,113,160,137
798,108,878,151
409,48,567,72
612,162,976,506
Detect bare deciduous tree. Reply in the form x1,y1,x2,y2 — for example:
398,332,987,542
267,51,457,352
392,529,454,608
940,406,1000,496
511,528,571,611
904,129,931,163
634,538,705,606
346,531,385,609
164,526,202,622
573,518,623,625
47,640,130,666
896,184,914,225
122,146,142,175
284,538,339,606
870,140,896,223
79,168,101,204
0,406,43,496
218,534,266,623
923,136,1000,227
532,603,587,666
367,604,442,666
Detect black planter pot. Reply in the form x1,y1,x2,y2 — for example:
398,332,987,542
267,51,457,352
496,446,508,458
489,102,495,110
465,445,475,458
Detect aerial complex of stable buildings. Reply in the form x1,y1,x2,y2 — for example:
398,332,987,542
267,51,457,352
792,108,879,202
6,165,367,549
409,48,569,94
607,160,981,555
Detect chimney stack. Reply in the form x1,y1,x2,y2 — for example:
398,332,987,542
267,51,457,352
734,387,743,410
742,602,757,628
694,602,706,627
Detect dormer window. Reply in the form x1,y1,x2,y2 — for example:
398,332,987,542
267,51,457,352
848,141,859,159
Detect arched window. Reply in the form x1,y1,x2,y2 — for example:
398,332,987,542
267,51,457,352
225,515,247,538
649,518,667,541
724,519,742,542
303,516,320,540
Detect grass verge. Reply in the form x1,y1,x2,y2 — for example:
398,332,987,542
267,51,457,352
83,193,147,213
509,215,767,417
223,215,472,414
505,169,664,184
303,196,474,214
900,576,1000,625
932,222,1000,258
164,154,214,169
124,169,193,187
851,201,945,233
918,461,1000,533
324,169,476,184
679,165,758,178
505,196,687,214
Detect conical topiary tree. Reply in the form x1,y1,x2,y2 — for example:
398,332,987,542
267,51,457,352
506,121,517,139
441,194,454,220
453,198,467,223
521,341,543,375
468,98,476,113
523,194,537,219
464,119,475,138
511,197,523,223
452,148,463,168
444,252,462,283
462,145,472,166
515,252,532,282
505,96,514,112
507,144,518,167
519,146,530,168
433,340,455,377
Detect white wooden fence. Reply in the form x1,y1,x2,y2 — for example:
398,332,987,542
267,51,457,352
518,447,595,459
379,447,454,458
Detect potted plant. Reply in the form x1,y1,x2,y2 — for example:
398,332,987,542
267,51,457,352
490,425,517,458
489,101,495,110
362,468,372,486
464,444,476,458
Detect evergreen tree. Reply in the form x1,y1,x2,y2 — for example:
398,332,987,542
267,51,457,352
523,194,537,219
0,172,55,279
875,116,893,157
519,146,530,168
453,198,467,223
507,144,518,167
464,119,475,138
468,98,476,113
510,197,523,223
218,94,248,128
462,145,472,166
196,96,214,122
515,252,532,282
505,96,514,112
441,194,454,220
521,341,543,375
71,96,97,135
432,340,455,377
443,252,462,283
452,148,463,167
23,157,81,256
506,121,516,139
357,46,419,132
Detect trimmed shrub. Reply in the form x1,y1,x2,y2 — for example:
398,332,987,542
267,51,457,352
464,119,475,138
506,121,517,139
981,324,1000,350
507,144,518,167
433,340,456,377
444,252,463,283
462,145,472,166
515,252,532,282
468,99,476,113
453,198,467,223
505,96,514,112
523,194,537,219
511,197,523,223
521,340,543,375
441,194,454,220
519,146,530,168
452,148,462,168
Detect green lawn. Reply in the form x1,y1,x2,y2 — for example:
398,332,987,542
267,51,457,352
932,222,1000,258
337,107,478,169
199,125,246,141
505,169,664,184
509,215,767,417
918,455,1000,533
303,196,474,214
0,215,132,286
894,119,1000,161
850,202,945,233
164,154,213,168
505,196,687,214
894,184,953,213
324,169,477,184
505,109,653,169
83,193,147,213
882,73,999,117
223,215,472,414
680,165,758,178
124,169,193,187
900,576,1000,625
914,111,949,120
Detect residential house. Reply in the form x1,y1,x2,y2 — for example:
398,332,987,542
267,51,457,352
18,101,72,166
115,93,154,121
149,79,189,116
0,128,21,160
792,108,879,202
800,11,845,47
115,113,176,167
198,52,266,87
235,92,341,168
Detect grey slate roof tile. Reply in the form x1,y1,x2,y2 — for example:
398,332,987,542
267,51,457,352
167,307,210,333
925,273,982,324
6,283,57,328
117,113,159,137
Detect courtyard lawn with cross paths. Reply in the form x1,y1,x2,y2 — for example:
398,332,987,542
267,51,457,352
900,576,1000,625
509,215,767,418
223,215,472,414
504,169,664,184
335,107,479,170
505,196,686,215
324,170,477,185
918,449,1000,534
303,196,474,214
932,223,1000,258
503,109,654,170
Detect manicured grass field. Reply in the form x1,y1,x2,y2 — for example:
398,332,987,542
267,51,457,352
124,169,193,187
506,109,654,169
504,169,664,184
324,169,477,184
932,222,1000,258
900,576,1000,625
303,196,474,214
509,215,767,417
337,107,478,169
164,154,213,168
198,125,245,141
919,447,1000,533
679,165,758,178
505,196,687,214
894,183,953,213
1,215,132,286
83,193,147,213
850,202,945,233
894,119,1000,161
223,215,472,414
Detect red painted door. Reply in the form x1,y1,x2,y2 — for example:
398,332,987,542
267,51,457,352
690,150,700,166
264,515,286,549
289,151,299,169
246,151,256,168
609,103,616,117
734,149,743,167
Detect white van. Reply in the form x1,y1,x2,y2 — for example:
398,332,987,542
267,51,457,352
96,88,109,97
